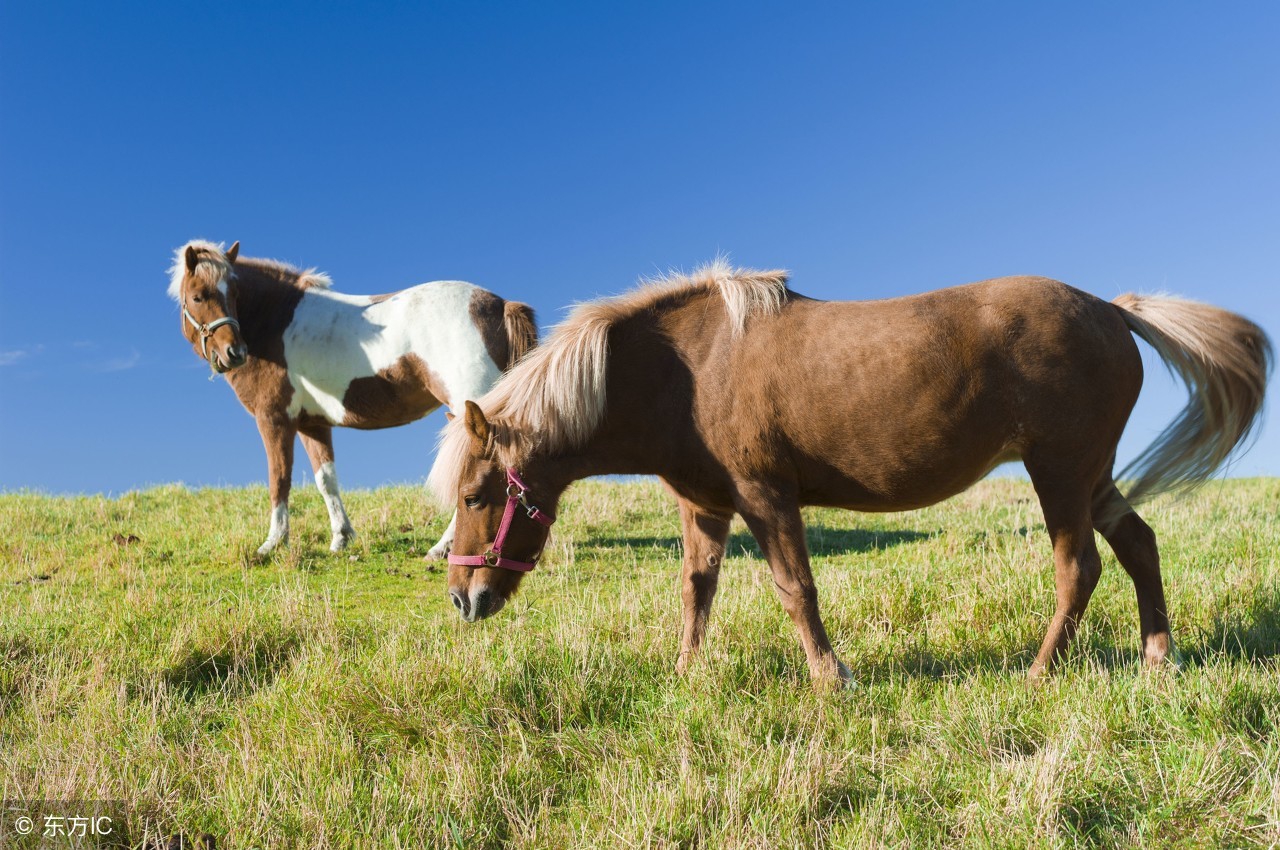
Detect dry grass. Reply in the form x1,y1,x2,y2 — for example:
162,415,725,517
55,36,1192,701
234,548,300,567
1,478,1278,848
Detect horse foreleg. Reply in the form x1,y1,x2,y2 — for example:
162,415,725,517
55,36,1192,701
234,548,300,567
300,427,355,552
1026,471,1103,679
257,416,296,555
735,483,852,687
674,497,731,674
426,511,456,560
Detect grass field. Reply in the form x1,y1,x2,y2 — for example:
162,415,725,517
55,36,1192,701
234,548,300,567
2,477,1279,848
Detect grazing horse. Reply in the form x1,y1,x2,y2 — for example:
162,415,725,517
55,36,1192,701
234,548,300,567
169,240,537,557
430,260,1271,684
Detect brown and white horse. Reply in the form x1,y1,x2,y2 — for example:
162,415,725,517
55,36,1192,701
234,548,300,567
169,240,536,557
431,260,1271,684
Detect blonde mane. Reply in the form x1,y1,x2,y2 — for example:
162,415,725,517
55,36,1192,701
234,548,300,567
167,239,333,301
428,258,789,502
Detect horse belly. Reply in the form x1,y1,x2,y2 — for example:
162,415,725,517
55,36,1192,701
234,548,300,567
283,289,455,429
770,312,1021,510
795,408,1019,511
375,281,504,407
338,353,445,429
778,283,1133,511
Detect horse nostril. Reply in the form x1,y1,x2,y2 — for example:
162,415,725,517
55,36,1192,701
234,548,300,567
449,590,467,615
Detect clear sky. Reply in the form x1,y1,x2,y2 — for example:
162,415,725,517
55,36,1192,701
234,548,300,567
1,1,1277,494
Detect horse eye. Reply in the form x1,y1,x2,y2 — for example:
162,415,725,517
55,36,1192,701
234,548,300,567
464,495,481,509
192,295,203,303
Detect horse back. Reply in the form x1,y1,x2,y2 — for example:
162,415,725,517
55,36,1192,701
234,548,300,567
669,277,1143,509
263,280,509,428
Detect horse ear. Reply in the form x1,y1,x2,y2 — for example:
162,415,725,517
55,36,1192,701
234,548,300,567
225,241,240,263
184,245,200,273
463,400,490,445
445,411,456,422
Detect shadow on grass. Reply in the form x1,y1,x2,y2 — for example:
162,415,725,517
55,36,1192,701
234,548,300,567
841,599,1280,684
161,633,301,699
0,634,39,717
1179,582,1280,667
586,526,935,558
851,620,1280,683
1059,795,1133,849
850,644,1042,683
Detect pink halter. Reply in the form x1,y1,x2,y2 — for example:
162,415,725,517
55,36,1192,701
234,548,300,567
447,468,555,572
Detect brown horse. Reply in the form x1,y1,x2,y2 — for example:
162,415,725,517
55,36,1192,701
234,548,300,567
169,240,537,557
430,260,1271,683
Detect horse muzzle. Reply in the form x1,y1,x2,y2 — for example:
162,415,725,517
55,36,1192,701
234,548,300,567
214,344,249,372
450,586,507,622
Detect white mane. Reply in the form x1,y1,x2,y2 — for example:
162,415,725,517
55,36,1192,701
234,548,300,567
428,258,789,503
167,239,333,301
167,239,228,300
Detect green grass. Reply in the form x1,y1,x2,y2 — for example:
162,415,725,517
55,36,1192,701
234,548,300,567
2,478,1279,848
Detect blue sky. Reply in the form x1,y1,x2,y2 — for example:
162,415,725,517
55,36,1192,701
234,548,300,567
1,1,1277,494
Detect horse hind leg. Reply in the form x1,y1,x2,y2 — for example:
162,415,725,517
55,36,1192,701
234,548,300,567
1025,461,1105,679
426,511,456,560
300,427,355,552
1093,482,1176,669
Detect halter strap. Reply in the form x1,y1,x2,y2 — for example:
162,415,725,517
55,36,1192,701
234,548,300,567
447,467,555,572
183,306,241,361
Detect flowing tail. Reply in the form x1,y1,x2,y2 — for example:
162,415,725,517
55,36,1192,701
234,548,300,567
1112,293,1272,507
503,301,538,369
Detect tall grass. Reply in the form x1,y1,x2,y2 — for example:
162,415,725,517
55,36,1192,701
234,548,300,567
1,479,1278,848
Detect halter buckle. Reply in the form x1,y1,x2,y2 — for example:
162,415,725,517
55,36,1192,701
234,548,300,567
483,551,499,567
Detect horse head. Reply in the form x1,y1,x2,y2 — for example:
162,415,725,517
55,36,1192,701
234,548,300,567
444,401,556,621
171,240,248,373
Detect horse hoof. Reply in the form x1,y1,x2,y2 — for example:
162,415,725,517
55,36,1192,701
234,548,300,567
329,530,354,553
1145,646,1183,674
425,545,450,561
257,534,287,556
811,657,856,690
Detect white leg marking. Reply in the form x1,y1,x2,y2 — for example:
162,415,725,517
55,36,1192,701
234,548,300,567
315,461,355,552
426,510,457,560
258,502,290,555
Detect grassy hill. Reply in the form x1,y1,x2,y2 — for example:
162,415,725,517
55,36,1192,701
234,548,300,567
2,478,1278,848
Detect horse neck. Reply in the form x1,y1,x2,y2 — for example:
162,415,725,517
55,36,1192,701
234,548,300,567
525,313,706,496
229,262,305,347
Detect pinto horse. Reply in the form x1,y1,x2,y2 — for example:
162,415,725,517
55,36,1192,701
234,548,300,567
430,260,1270,683
169,240,536,557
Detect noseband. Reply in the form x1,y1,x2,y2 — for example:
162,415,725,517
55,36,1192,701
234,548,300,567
183,304,241,362
447,468,555,572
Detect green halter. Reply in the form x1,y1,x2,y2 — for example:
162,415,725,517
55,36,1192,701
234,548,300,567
183,304,241,364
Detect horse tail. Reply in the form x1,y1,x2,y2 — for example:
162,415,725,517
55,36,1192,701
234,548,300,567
1112,293,1272,507
502,300,538,369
